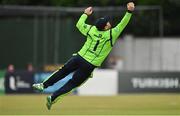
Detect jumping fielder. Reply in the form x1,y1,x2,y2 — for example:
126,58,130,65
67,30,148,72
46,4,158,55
33,2,135,110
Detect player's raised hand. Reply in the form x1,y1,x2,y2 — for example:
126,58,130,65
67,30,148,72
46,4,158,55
127,2,135,12
84,7,93,15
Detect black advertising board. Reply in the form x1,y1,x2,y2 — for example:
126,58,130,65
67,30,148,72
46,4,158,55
118,72,180,93
5,71,34,93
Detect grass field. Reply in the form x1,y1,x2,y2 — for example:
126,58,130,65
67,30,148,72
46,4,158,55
0,94,180,115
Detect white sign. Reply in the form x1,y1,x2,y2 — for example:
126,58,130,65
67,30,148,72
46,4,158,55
78,69,118,96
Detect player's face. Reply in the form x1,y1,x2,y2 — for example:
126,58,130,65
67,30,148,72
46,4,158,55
104,22,112,30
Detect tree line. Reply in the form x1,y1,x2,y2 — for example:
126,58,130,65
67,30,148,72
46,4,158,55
0,0,179,36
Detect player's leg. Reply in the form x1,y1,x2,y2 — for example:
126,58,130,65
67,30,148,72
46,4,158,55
43,57,78,88
46,64,95,110
32,56,79,91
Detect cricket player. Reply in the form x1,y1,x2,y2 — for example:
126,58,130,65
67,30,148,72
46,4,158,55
33,2,135,110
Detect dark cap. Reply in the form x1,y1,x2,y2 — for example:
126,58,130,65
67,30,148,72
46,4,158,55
95,16,110,31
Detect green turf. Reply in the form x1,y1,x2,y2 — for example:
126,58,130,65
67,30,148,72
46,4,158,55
0,94,180,115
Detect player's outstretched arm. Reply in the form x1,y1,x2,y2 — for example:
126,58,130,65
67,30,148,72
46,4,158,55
112,2,135,40
76,7,93,36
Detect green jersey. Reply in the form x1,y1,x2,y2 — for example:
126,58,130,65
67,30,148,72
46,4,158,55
76,12,132,66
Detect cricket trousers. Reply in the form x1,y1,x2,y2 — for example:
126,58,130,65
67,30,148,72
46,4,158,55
43,54,96,102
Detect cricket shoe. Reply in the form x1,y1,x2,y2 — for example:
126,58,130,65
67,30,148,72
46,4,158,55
32,83,44,92
46,96,53,110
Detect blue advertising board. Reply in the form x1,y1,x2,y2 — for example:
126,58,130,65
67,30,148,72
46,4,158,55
34,72,75,93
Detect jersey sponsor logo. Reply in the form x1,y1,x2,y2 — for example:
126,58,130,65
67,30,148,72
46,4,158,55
94,34,102,38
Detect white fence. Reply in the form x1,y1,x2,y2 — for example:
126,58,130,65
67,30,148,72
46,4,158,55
111,36,180,71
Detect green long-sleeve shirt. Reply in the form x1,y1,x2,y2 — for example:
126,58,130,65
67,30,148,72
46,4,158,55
76,12,132,66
